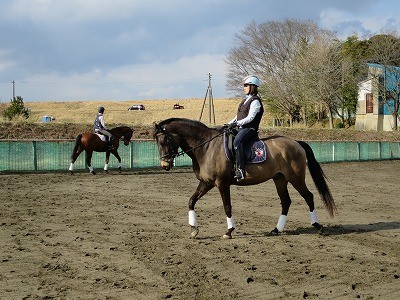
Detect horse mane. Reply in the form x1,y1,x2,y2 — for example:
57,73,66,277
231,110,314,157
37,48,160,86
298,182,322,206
158,118,210,130
155,118,216,138
109,126,133,136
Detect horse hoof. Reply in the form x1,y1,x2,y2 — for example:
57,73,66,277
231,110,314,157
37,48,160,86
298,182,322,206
104,170,109,174
312,222,324,234
190,226,199,239
69,171,74,176
118,167,122,174
91,171,96,175
269,228,280,236
222,228,235,239
222,234,232,239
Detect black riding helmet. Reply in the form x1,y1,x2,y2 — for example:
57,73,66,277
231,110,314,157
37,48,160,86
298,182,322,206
98,106,105,113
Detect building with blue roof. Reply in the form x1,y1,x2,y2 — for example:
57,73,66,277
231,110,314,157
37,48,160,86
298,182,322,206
355,63,400,131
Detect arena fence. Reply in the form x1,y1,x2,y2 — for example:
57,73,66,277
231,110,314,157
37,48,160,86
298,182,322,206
0,140,399,172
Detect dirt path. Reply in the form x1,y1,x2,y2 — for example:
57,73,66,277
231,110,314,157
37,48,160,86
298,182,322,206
1,161,399,299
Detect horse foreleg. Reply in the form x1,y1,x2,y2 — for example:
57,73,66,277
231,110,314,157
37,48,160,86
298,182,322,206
111,151,122,174
219,185,235,239
188,181,213,238
104,151,111,174
271,174,291,235
85,151,95,175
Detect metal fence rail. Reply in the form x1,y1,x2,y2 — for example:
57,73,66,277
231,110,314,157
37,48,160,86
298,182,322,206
0,140,399,172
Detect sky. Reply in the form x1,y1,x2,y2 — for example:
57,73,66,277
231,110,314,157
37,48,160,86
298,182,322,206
0,0,399,102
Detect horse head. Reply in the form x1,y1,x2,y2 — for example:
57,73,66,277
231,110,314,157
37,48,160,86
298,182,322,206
154,122,180,171
122,127,134,146
111,126,133,146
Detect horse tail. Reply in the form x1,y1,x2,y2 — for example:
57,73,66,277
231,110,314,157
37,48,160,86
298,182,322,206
71,134,83,160
297,140,337,217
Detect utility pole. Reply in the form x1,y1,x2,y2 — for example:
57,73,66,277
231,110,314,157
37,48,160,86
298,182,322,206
199,73,215,125
12,80,15,100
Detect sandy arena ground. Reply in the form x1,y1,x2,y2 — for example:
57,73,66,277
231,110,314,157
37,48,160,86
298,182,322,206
0,160,399,299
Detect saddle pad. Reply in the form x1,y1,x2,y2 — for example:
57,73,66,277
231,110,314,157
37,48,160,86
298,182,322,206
224,134,267,164
249,140,267,163
95,133,107,142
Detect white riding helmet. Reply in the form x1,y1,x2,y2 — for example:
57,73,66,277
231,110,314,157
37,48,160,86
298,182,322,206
243,75,260,87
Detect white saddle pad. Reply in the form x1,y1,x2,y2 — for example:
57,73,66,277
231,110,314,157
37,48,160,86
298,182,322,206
95,133,108,142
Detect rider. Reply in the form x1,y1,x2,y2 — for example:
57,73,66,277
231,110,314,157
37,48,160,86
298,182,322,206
227,75,264,181
94,106,114,149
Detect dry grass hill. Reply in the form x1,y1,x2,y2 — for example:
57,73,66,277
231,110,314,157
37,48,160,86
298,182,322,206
1,98,400,141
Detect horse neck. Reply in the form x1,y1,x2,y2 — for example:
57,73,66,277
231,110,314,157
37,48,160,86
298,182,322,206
172,125,218,156
110,127,128,138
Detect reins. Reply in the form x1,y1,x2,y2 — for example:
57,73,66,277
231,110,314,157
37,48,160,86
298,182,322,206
157,129,226,160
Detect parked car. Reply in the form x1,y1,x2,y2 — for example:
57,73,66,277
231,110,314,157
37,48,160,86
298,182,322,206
128,104,145,111
173,103,184,109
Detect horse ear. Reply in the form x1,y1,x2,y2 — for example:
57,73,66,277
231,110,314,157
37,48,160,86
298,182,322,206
154,123,161,136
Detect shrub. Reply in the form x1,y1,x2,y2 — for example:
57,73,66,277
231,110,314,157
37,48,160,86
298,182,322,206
2,96,30,121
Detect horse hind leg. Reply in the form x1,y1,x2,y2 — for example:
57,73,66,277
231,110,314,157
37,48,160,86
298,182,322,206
69,148,83,175
85,151,96,175
270,174,292,235
291,179,324,234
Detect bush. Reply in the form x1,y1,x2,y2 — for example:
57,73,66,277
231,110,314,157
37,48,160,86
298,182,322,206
2,96,30,121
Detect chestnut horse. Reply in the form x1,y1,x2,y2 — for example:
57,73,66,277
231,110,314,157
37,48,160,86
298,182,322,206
69,126,133,175
154,118,336,239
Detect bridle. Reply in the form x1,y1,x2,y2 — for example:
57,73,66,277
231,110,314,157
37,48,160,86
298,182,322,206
155,126,225,161
155,129,180,161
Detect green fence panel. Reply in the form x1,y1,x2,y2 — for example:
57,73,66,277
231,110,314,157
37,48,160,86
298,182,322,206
333,142,360,162
307,142,333,163
359,142,380,160
0,140,399,172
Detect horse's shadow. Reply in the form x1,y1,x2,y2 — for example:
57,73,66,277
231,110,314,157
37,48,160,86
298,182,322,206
231,221,400,238
281,221,400,236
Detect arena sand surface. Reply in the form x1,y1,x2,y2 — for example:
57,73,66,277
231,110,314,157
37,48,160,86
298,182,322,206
0,160,399,299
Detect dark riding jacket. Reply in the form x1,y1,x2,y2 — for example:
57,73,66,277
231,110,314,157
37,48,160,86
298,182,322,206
236,95,264,131
93,114,106,131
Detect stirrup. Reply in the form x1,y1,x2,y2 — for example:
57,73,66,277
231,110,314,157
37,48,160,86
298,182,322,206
234,169,245,181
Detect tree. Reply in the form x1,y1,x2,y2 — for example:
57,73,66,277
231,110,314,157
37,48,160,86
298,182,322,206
225,19,338,127
3,96,30,121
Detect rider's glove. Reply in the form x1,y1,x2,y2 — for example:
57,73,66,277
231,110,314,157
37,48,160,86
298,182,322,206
228,120,237,129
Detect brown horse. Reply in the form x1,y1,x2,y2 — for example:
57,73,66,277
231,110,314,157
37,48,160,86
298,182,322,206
154,118,336,239
69,126,133,175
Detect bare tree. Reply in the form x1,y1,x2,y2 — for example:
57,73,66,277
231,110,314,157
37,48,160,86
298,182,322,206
225,19,335,126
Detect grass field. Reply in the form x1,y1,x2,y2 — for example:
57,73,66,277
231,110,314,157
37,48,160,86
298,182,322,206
23,98,246,126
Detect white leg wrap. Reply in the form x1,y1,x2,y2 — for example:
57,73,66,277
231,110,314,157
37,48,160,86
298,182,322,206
276,215,287,232
89,166,94,173
226,216,236,229
188,210,197,226
69,163,74,171
104,163,108,171
310,210,318,224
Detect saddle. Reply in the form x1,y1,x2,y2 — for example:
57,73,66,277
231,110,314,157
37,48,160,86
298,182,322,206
223,130,267,164
95,132,109,142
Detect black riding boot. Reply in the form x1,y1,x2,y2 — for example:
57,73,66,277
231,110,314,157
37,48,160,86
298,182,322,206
234,143,245,181
108,135,115,150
